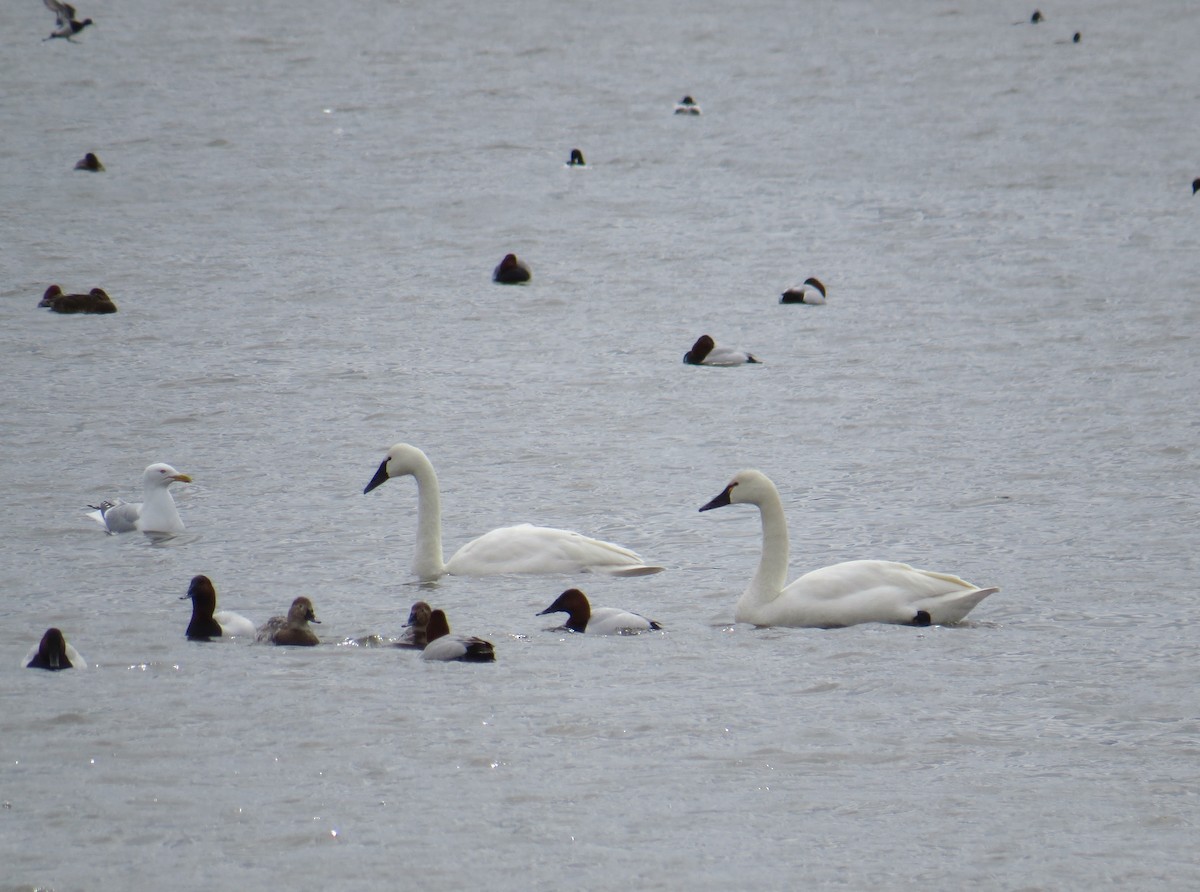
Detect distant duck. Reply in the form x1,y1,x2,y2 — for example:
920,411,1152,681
395,600,432,649
422,609,495,662
674,95,702,115
38,285,117,314
87,462,191,534
74,152,104,172
43,0,92,41
683,334,760,366
23,628,85,670
257,597,321,646
1072,31,1081,43
181,575,257,641
1192,178,1199,195
780,277,827,305
1030,10,1043,23
567,148,586,167
538,588,662,635
493,253,531,284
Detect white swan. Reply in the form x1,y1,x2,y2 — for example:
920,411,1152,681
683,335,761,366
363,443,663,581
88,463,191,534
181,575,257,640
700,470,997,627
421,609,495,662
538,588,662,635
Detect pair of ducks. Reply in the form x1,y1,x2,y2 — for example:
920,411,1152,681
39,285,117,314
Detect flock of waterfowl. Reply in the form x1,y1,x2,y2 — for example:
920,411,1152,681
24,440,1000,670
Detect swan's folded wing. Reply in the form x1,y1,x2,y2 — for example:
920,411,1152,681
448,524,662,576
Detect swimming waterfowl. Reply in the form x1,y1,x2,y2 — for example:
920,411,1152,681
74,152,104,171
421,609,495,662
780,278,826,305
23,628,86,670
181,575,257,641
395,600,432,649
493,253,531,284
1192,178,1199,195
567,148,586,166
43,0,92,41
87,462,191,534
674,95,702,115
683,335,760,366
538,588,662,635
38,285,117,314
363,443,663,581
257,597,321,646
700,469,998,628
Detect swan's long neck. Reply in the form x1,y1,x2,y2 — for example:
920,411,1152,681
745,487,790,608
409,457,447,581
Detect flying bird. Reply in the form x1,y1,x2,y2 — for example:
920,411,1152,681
43,0,93,41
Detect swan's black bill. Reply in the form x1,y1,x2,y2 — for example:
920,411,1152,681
699,485,734,512
363,459,389,494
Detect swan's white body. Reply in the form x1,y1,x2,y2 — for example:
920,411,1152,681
364,443,663,581
88,463,191,534
700,470,997,628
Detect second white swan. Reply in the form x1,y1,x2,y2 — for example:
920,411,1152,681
363,443,663,581
700,469,997,628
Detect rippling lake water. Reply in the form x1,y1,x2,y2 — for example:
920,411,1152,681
3,0,1199,889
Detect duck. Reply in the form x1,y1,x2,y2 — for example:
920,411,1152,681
23,628,86,670
180,575,257,641
74,152,104,172
683,335,761,366
493,253,531,284
38,285,117,314
779,278,826,305
421,609,495,662
395,600,432,649
43,0,92,41
363,443,663,581
699,469,998,628
567,148,586,167
87,462,192,534
674,95,702,115
1192,178,1199,195
538,588,662,635
1030,10,1043,23
257,597,321,646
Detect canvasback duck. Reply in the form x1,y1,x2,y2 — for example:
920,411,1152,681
683,335,761,366
38,285,117,314
780,277,826,305
674,95,702,115
395,600,432,649
181,575,257,640
422,610,495,662
87,462,191,534
493,253,531,284
363,443,663,581
700,469,998,628
567,148,586,166
538,588,662,635
257,597,321,646
74,152,104,171
43,0,92,41
23,628,86,670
